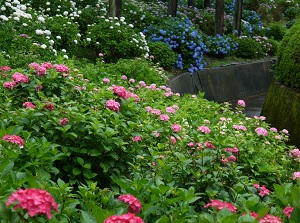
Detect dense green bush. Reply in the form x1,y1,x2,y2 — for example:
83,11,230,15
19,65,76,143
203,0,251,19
234,37,264,59
147,41,177,70
265,22,287,41
275,19,300,88
85,17,149,63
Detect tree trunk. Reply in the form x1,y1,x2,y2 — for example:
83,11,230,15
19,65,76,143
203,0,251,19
234,0,243,36
168,0,178,17
108,0,122,18
214,0,224,35
204,0,210,8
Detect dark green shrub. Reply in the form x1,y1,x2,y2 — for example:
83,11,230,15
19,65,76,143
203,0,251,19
234,37,264,59
265,22,286,41
275,19,300,88
148,41,177,70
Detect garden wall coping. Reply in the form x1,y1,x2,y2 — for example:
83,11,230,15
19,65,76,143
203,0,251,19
168,59,275,102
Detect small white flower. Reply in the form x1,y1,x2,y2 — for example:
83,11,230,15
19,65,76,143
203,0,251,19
63,11,68,16
129,24,134,28
40,44,47,49
115,22,120,26
1,6,6,11
77,33,81,37
105,19,109,22
13,17,20,21
49,40,54,45
61,49,66,53
38,16,45,23
56,36,61,39
22,23,27,26
110,26,114,29
63,55,68,59
74,40,78,44
46,2,50,5
44,30,51,35
86,38,91,42
35,29,44,35
0,15,9,21
46,8,50,11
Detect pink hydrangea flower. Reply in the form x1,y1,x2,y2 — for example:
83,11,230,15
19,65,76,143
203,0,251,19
103,78,110,83
36,84,43,92
59,118,69,126
293,172,300,180
204,199,237,213
132,136,142,142
28,62,40,70
259,214,282,223
23,102,36,109
164,91,173,97
170,136,176,144
237,100,246,107
145,106,152,112
159,114,170,121
224,147,239,155
187,142,195,147
253,183,260,189
113,86,129,99
171,124,182,132
283,206,294,218
197,126,211,134
2,134,24,147
255,127,268,136
282,129,289,134
151,109,161,115
106,100,120,112
128,92,140,103
44,103,55,111
121,75,127,80
41,62,53,70
129,78,135,83
3,81,16,89
6,188,58,219
204,141,215,149
0,66,11,71
12,72,29,83
166,107,176,114
259,185,270,197
118,194,142,214
54,64,69,73
153,131,160,137
139,81,147,87
104,213,144,223
233,125,247,131
270,127,278,133
289,148,300,162
37,66,47,76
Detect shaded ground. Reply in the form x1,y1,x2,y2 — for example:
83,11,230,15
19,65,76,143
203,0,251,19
228,92,268,117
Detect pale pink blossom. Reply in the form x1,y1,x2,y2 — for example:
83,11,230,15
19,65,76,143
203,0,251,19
255,127,268,136
54,64,69,73
170,136,176,144
237,100,246,107
129,78,135,83
187,142,195,147
41,62,53,70
151,109,161,115
270,127,278,133
145,106,152,112
159,114,170,121
103,78,110,83
171,124,182,132
164,91,173,97
112,86,129,99
106,100,120,112
166,107,176,114
153,131,160,137
293,172,300,180
121,75,127,80
139,81,147,87
197,126,211,134
282,129,289,134
204,141,215,149
12,72,29,83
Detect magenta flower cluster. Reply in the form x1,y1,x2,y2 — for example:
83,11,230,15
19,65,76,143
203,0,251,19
2,134,24,147
6,188,58,219
204,199,237,213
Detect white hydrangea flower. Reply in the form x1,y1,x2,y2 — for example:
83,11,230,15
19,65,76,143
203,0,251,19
74,40,78,44
63,55,68,59
13,16,19,21
22,23,27,26
44,30,51,35
86,38,91,42
56,36,61,39
38,16,45,23
115,22,120,26
0,15,9,21
1,6,6,11
40,44,47,49
49,40,54,45
61,49,66,53
35,29,44,35
46,2,50,5
63,11,68,16
77,33,81,37
129,24,134,28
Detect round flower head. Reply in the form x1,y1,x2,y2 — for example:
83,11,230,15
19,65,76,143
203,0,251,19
118,194,142,214
106,100,120,112
237,100,246,107
104,213,144,223
204,199,237,213
2,134,24,147
197,126,211,134
255,127,268,136
6,188,58,219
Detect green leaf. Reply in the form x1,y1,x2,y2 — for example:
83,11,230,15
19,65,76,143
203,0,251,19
0,161,14,179
156,215,171,223
76,157,84,166
72,168,81,175
81,211,96,223
238,214,256,223
216,208,233,222
83,169,97,179
198,213,215,223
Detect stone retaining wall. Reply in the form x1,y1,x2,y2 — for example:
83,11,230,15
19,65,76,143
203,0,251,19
168,59,275,102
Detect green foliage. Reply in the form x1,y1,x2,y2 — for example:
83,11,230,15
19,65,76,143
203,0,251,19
234,37,264,59
85,17,149,63
275,19,300,88
148,41,177,70
265,22,287,41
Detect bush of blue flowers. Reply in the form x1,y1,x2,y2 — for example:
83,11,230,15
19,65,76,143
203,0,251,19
205,34,238,58
143,15,208,73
